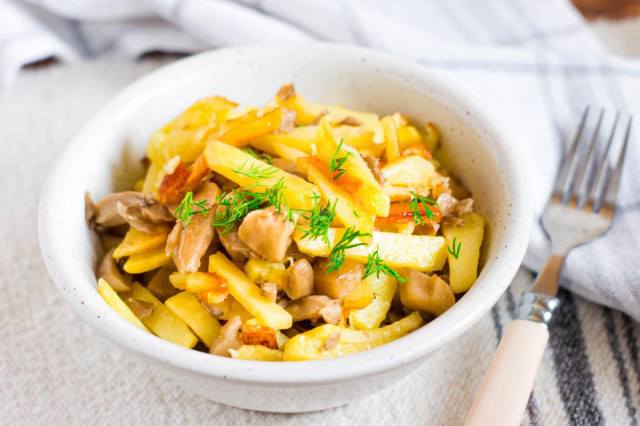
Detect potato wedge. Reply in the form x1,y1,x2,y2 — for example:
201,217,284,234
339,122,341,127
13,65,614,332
204,140,318,211
123,246,172,274
349,274,397,330
113,227,168,259
165,291,221,348
208,252,292,329
97,278,150,332
219,107,283,147
294,229,447,272
442,212,485,293
283,312,423,361
122,282,198,348
382,116,400,163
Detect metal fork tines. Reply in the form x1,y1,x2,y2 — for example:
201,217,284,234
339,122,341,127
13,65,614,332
517,107,633,320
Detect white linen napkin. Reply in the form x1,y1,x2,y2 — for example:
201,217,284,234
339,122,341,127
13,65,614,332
3,0,639,319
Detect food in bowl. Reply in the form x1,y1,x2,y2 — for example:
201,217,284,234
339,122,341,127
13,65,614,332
86,84,485,362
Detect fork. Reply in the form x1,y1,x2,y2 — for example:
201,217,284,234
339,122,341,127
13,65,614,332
465,107,633,426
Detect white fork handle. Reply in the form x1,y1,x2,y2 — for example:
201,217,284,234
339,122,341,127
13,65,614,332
464,319,549,426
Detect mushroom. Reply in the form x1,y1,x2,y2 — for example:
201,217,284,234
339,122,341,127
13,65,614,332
96,248,131,292
218,227,255,263
276,83,296,102
237,207,296,263
285,259,314,300
260,282,278,303
285,295,342,324
362,153,386,185
313,259,363,300
86,191,173,233
170,181,220,273
398,269,455,316
337,116,362,126
209,315,244,357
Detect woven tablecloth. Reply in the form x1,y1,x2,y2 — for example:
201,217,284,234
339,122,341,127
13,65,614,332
1,58,639,425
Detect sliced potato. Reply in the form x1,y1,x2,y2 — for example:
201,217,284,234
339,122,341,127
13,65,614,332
97,278,150,332
442,212,485,293
294,229,448,272
382,116,400,163
165,291,221,348
122,282,198,348
229,345,283,361
204,140,318,211
123,246,172,274
283,312,423,361
208,252,292,330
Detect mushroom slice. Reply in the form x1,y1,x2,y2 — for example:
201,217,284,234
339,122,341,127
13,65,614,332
209,315,244,357
237,207,296,263
362,153,385,186
171,181,221,273
285,295,342,325
285,259,314,300
97,248,131,292
87,191,173,233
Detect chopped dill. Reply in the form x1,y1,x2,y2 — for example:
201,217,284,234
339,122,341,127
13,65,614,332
363,247,408,283
241,147,273,165
233,160,278,180
326,227,369,273
211,178,294,233
174,191,208,225
296,194,337,248
447,236,462,259
329,138,352,180
409,191,438,225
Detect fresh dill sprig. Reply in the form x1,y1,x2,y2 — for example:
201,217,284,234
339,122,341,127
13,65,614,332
363,247,408,283
296,194,337,247
211,178,293,233
409,191,438,225
174,191,209,225
241,147,273,165
329,138,352,180
233,160,278,180
326,227,369,273
447,237,462,259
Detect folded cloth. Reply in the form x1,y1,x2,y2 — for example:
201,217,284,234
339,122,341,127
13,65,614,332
3,0,639,319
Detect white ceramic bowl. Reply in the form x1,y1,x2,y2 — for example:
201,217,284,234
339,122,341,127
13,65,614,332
39,44,532,413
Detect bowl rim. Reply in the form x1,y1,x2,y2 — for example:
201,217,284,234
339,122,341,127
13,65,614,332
39,43,532,386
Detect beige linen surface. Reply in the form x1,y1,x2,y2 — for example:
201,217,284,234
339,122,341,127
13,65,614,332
1,60,638,425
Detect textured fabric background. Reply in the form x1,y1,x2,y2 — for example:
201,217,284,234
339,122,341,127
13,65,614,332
1,60,640,425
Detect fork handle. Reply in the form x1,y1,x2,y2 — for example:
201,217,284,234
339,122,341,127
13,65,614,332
464,319,549,426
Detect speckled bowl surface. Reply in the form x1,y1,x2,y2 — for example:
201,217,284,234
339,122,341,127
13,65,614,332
38,44,532,412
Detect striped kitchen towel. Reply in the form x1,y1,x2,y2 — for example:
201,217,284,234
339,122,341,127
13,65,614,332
2,0,639,321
